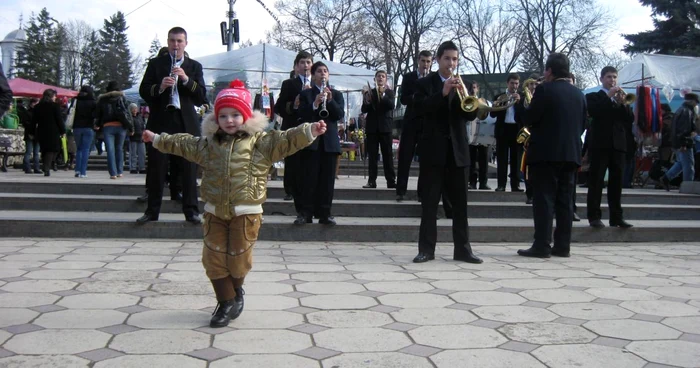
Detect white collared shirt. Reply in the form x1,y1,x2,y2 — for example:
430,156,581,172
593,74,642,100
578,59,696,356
504,91,516,123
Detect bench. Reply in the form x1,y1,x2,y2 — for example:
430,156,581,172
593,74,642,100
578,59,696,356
0,136,24,172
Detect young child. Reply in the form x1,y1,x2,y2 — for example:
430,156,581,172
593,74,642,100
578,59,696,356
143,80,327,327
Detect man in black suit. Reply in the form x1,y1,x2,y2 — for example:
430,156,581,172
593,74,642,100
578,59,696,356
274,51,313,207
296,61,343,225
491,73,524,192
137,27,207,225
362,70,396,189
396,50,433,201
412,41,482,265
517,53,587,258
586,66,634,229
467,81,491,190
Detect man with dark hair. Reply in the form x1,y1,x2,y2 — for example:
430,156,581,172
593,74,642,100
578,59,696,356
467,80,490,190
492,73,524,192
518,52,586,258
296,61,344,225
412,41,482,264
396,50,432,201
362,70,396,189
137,26,207,225
585,66,634,229
661,92,699,190
275,51,314,204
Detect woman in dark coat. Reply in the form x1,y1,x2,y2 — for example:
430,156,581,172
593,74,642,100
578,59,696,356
32,89,65,176
72,85,97,177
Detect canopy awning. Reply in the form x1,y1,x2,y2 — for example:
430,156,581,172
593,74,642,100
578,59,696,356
8,78,79,99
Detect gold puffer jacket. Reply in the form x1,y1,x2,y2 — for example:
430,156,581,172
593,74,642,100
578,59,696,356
153,111,314,220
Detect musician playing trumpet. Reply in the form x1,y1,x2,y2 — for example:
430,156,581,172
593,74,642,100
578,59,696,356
362,70,396,189
491,73,525,193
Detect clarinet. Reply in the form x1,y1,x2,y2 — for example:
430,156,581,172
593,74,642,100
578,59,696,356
319,78,329,118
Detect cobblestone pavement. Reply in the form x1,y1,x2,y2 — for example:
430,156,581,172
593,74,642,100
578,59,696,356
1,239,699,368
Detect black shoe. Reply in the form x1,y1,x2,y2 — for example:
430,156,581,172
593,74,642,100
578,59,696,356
495,187,505,192
661,176,670,191
130,170,138,174
396,194,405,202
479,184,491,190
363,182,377,189
589,219,605,228
413,252,435,263
469,183,477,190
551,248,571,257
387,181,396,189
74,173,80,178
171,193,183,204
294,215,311,225
186,215,202,224
44,171,50,176
573,212,581,222
517,247,552,258
283,194,293,201
136,214,158,224
511,187,524,192
136,193,149,202
210,299,236,328
319,217,336,225
610,219,633,229
454,253,483,264
526,197,533,205
24,169,31,174
33,169,42,174
231,287,245,321
139,170,147,174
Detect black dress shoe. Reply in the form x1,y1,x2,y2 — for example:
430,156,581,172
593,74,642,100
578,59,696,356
210,299,236,328
610,219,633,229
363,182,377,189
387,181,396,189
136,214,158,224
139,170,147,174
517,247,551,258
551,248,571,257
396,194,405,202
231,287,245,321
469,183,477,190
294,215,311,225
573,212,581,222
136,193,149,202
186,215,202,224
44,171,50,176
589,219,605,228
130,170,138,174
511,187,525,192
34,169,42,174
495,187,505,192
319,217,336,225
526,197,533,204
479,184,491,190
413,252,435,263
283,194,293,201
454,253,483,264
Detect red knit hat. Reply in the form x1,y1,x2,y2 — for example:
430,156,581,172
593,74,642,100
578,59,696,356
214,80,252,122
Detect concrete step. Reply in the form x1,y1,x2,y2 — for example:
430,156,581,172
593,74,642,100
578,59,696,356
1,211,697,242
1,181,697,205
2,193,698,221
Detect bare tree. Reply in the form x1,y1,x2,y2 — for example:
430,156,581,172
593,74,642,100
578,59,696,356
61,20,95,89
508,0,609,73
572,48,630,88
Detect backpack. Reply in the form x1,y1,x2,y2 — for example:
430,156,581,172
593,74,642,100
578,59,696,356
105,97,133,131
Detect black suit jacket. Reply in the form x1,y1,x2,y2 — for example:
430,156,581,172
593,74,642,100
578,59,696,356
400,71,423,125
524,80,586,166
586,90,634,152
491,92,525,136
414,72,477,167
298,86,343,153
274,77,304,130
361,88,395,134
139,54,207,136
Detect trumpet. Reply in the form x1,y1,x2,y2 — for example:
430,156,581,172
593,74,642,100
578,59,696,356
614,88,636,105
450,70,473,112
319,78,329,118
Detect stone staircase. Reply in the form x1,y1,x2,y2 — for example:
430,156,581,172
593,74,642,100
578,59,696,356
1,170,699,242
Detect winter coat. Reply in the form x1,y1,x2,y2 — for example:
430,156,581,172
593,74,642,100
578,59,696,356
671,101,698,149
33,100,65,153
73,92,97,130
153,111,315,220
18,104,35,141
94,91,133,132
129,113,145,142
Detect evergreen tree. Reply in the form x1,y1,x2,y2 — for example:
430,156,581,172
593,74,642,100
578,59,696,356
623,0,700,56
144,36,162,69
15,8,59,85
96,11,134,91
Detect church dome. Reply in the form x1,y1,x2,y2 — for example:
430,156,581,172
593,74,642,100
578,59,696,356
2,29,27,43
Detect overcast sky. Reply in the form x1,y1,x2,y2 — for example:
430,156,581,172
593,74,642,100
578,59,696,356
0,0,653,70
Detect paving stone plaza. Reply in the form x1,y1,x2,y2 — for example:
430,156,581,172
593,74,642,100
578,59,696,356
1,238,699,367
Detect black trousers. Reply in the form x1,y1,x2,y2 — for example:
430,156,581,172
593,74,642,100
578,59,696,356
299,146,338,219
145,112,199,218
41,152,57,173
469,145,489,186
366,132,395,185
496,124,522,189
418,144,472,257
285,152,303,213
397,122,420,196
530,162,576,251
587,149,625,222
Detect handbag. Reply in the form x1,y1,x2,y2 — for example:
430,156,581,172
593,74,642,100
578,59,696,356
112,98,133,131
65,103,76,129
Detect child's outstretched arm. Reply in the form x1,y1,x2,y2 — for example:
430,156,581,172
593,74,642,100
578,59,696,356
143,130,209,166
258,121,327,163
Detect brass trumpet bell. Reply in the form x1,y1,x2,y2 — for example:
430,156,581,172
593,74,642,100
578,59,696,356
516,127,531,144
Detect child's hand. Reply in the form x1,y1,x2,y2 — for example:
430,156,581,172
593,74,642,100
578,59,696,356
311,121,327,137
142,130,156,143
